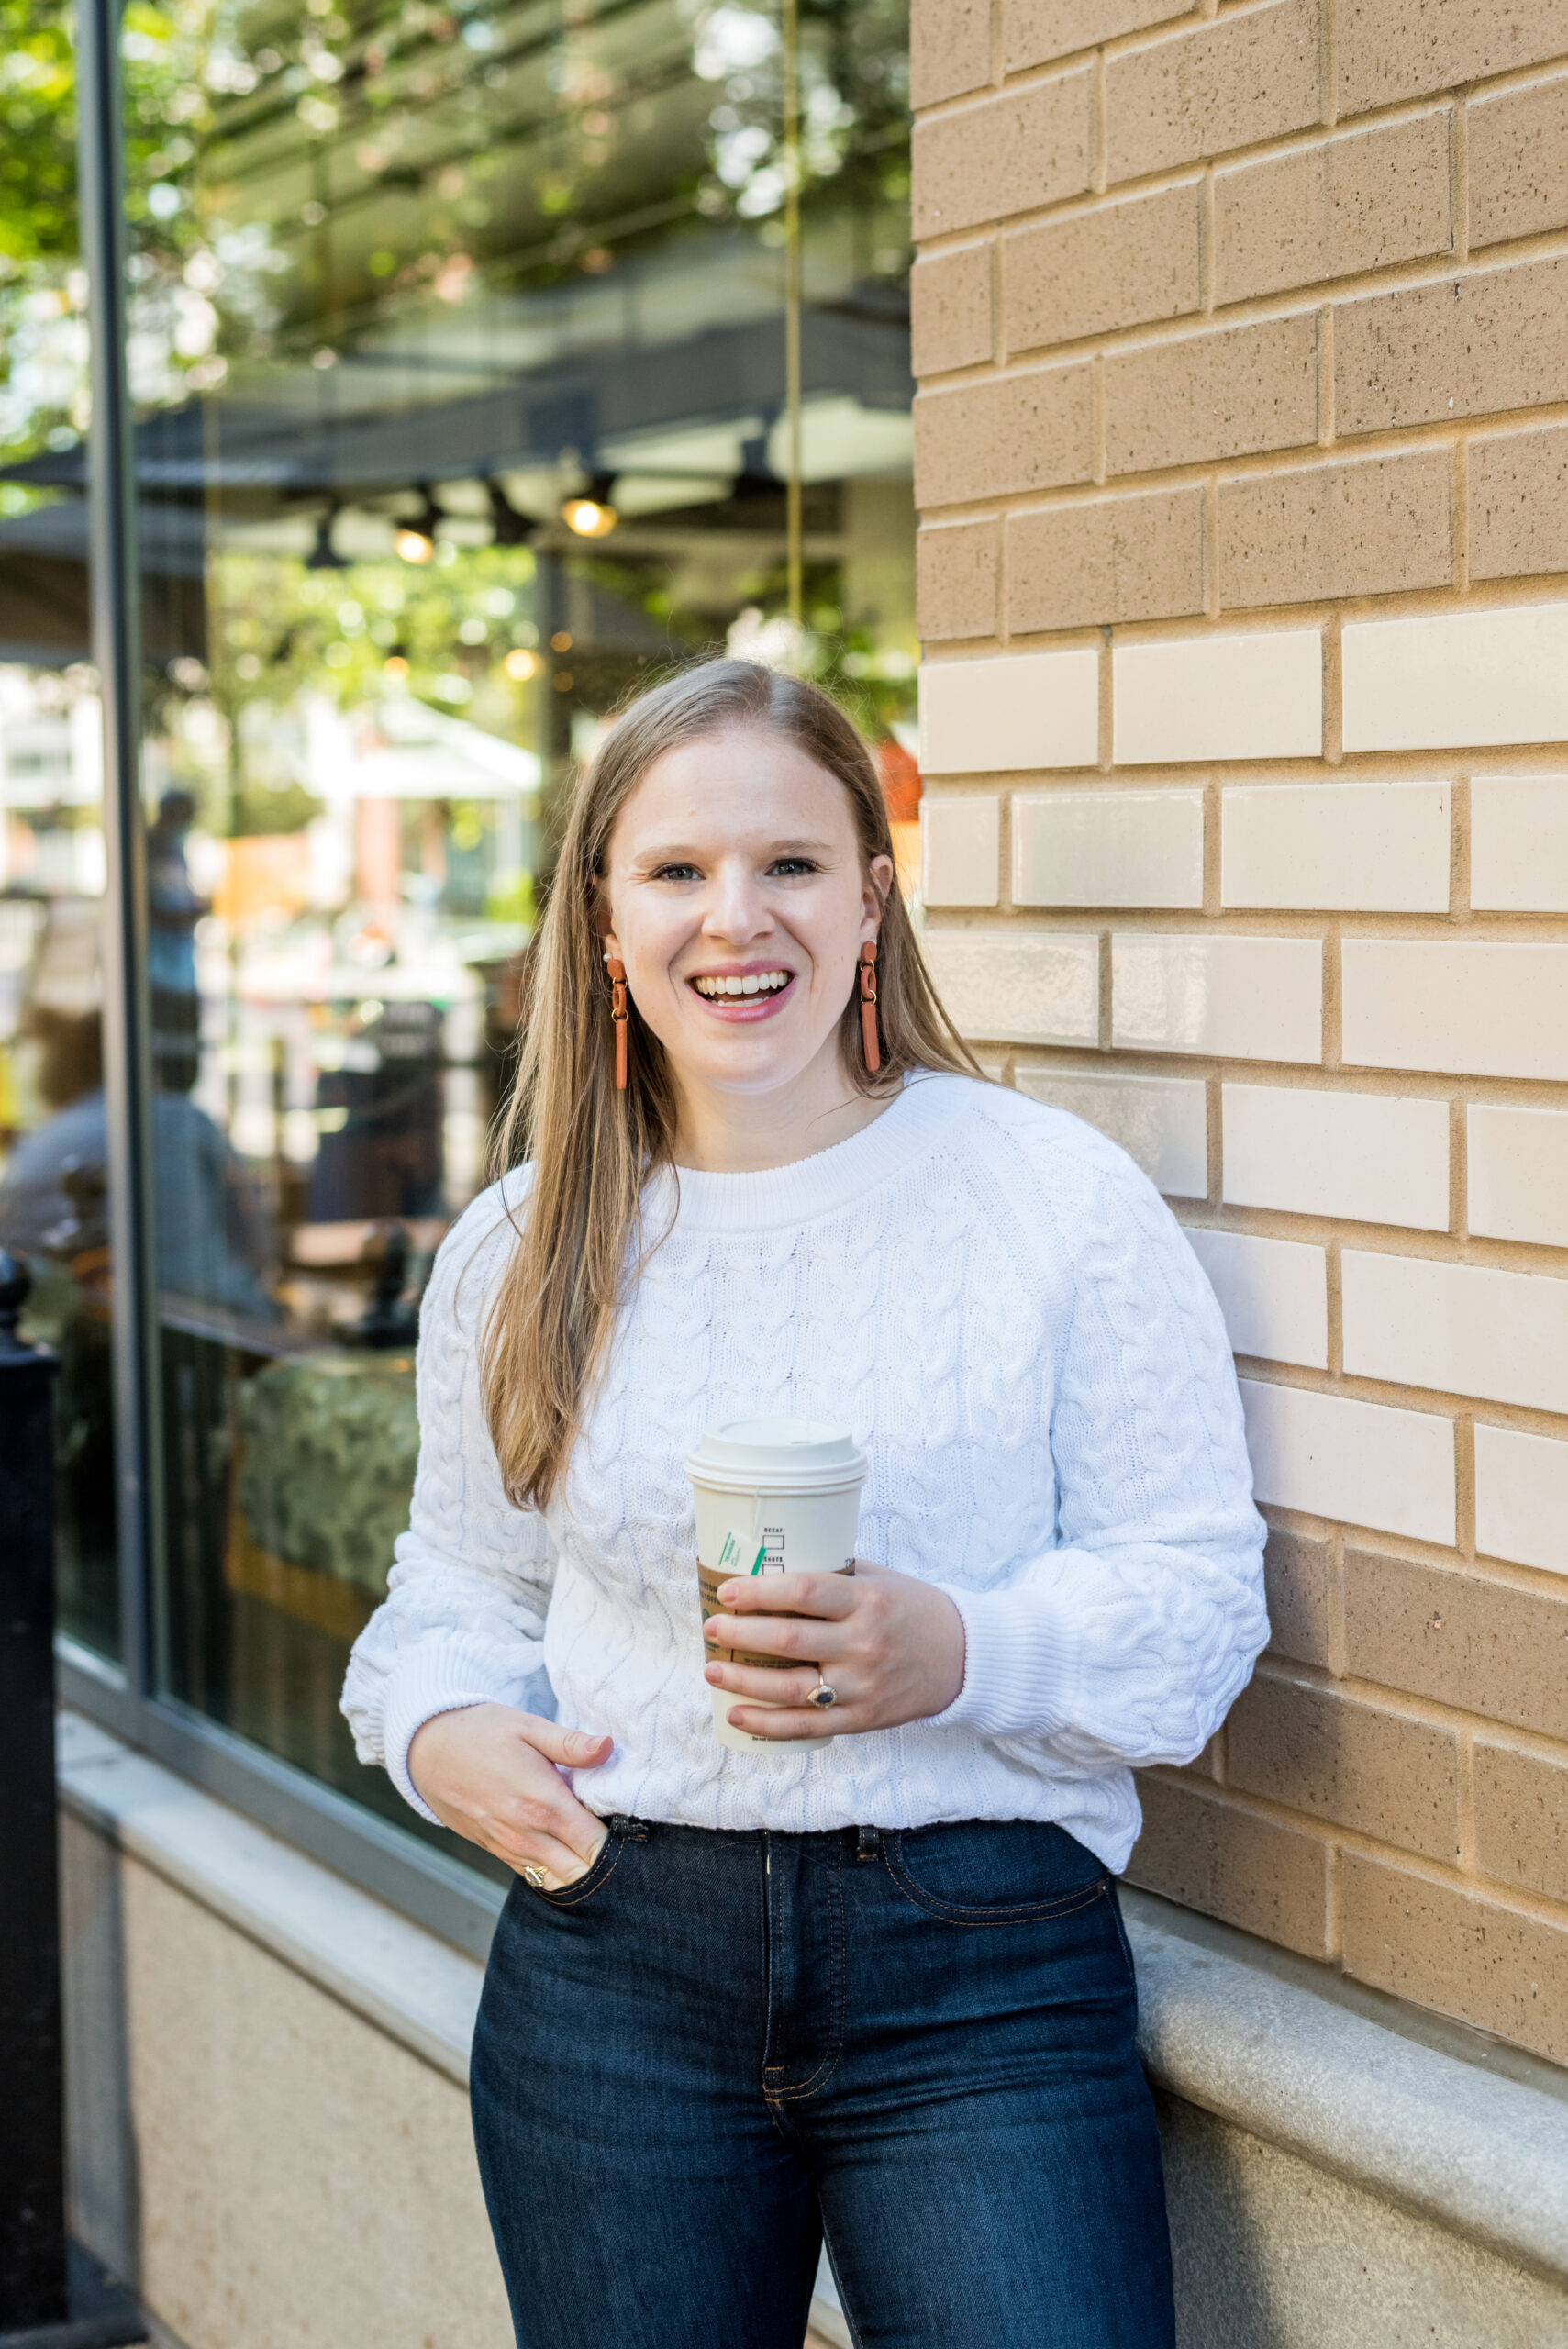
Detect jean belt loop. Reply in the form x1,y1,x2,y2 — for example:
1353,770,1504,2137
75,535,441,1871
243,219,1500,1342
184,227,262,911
856,1825,880,1860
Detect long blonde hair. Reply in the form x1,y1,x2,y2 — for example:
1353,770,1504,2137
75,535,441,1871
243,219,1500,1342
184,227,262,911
482,658,979,1508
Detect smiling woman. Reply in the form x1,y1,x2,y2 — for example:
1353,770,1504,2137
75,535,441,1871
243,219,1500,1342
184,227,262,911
600,726,892,1132
468,657,972,1518
338,655,1270,2349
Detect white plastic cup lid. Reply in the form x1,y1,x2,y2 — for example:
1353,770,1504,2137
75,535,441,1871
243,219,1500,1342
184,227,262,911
685,1415,867,1494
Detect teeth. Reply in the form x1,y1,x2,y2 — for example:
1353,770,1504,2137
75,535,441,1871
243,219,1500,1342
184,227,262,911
694,971,791,999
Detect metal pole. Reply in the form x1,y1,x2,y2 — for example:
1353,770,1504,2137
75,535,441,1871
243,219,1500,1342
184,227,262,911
76,0,163,1700
782,0,803,628
0,1256,67,2328
0,1256,145,2349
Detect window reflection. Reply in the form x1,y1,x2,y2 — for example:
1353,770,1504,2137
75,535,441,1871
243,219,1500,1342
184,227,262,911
0,671,120,1657
1,0,917,1858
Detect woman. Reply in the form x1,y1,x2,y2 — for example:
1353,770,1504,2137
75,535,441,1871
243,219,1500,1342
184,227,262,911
342,659,1268,2349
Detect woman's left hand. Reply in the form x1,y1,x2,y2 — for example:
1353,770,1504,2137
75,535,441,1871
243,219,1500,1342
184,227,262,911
704,1562,965,1738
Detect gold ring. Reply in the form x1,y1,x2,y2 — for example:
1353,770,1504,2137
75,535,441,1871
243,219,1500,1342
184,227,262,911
805,1678,838,1710
522,1864,548,1887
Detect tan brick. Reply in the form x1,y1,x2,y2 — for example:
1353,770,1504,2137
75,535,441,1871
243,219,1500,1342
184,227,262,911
1344,1550,1568,1742
1337,0,1568,119
912,72,1093,241
1106,0,1322,184
915,364,1094,507
1004,184,1202,355
1218,451,1452,609
1126,1773,1332,1955
1005,0,1195,73
1006,487,1205,634
1341,1851,1568,2065
1475,1740,1568,1904
1469,73,1568,250
1105,313,1318,476
1469,426,1568,584
1264,1527,1334,1668
1214,115,1452,306
917,519,1000,641
1336,255,1568,437
1226,1670,1462,1859
910,0,992,109
911,243,994,379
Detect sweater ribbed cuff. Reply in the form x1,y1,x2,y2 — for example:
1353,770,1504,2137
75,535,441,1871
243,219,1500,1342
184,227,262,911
929,1580,1081,1741
382,1645,538,1822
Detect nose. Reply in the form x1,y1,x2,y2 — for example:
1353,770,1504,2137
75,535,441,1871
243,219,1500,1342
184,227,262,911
702,855,773,948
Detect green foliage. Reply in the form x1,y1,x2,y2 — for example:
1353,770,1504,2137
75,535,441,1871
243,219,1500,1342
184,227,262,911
0,0,75,267
0,0,215,276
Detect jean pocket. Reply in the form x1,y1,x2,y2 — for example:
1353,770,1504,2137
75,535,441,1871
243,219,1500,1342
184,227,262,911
882,1820,1109,1928
528,1820,622,1909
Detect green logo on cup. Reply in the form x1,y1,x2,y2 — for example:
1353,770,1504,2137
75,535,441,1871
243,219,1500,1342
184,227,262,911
717,1528,770,1575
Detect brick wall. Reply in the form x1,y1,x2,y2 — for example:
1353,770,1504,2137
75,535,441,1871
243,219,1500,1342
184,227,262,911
911,0,1568,2065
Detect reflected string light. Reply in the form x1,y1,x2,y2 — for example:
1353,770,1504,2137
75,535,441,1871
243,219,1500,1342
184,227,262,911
561,472,618,537
395,484,444,562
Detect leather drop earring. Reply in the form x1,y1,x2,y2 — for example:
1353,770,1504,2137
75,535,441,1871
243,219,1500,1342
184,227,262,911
858,940,880,1074
606,955,628,1089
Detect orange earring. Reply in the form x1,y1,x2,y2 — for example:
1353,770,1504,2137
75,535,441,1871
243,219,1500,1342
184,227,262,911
858,940,880,1074
606,955,628,1089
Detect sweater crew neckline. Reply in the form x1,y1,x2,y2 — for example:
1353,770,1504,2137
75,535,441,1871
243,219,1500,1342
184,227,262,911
651,1072,961,1235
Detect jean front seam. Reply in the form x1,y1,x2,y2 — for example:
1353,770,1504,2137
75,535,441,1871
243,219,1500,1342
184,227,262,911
767,1836,846,2105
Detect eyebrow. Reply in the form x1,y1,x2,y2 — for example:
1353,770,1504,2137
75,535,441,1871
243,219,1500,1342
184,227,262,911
632,836,840,864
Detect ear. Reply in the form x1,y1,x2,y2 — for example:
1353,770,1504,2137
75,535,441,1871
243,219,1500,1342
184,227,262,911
861,855,895,939
593,881,622,966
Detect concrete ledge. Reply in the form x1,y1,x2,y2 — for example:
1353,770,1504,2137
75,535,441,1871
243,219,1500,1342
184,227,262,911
60,1713,1568,2336
58,1714,482,2089
1124,1887,1568,2289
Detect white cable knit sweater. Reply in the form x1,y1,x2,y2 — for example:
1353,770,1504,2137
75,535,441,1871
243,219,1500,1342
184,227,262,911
341,1074,1268,1872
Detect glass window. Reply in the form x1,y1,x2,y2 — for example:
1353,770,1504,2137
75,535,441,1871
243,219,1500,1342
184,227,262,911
0,6,122,1660
10,0,915,1866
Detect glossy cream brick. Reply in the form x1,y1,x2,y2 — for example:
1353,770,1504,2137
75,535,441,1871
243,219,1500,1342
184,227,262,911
921,930,1099,1048
1341,1251,1568,1415
1475,1423,1568,1576
1012,789,1204,909
1340,941,1568,1080
920,796,1000,908
1220,781,1451,911
918,651,1099,777
1468,1103,1568,1247
1239,1378,1456,1545
1184,1227,1329,1369
1341,603,1568,751
1222,1084,1450,1230
1014,1068,1207,1197
1113,629,1323,764
1111,935,1322,1063
1470,776,1568,911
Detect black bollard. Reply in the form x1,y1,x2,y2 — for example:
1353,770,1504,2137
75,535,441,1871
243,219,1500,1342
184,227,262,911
0,1248,68,2334
0,1252,143,2349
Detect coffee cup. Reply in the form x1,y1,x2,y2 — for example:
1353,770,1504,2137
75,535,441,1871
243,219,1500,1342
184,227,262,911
685,1417,867,1753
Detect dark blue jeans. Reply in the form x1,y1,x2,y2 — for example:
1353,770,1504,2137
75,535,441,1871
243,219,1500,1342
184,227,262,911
471,1816,1175,2349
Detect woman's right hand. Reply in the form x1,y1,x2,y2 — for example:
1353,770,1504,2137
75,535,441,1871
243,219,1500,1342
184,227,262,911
407,1703,613,1887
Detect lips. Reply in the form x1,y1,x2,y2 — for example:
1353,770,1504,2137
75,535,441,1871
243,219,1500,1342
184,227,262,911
686,965,798,1020
691,969,793,999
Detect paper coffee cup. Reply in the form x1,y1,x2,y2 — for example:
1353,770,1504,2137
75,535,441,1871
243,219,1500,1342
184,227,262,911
685,1417,867,1753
